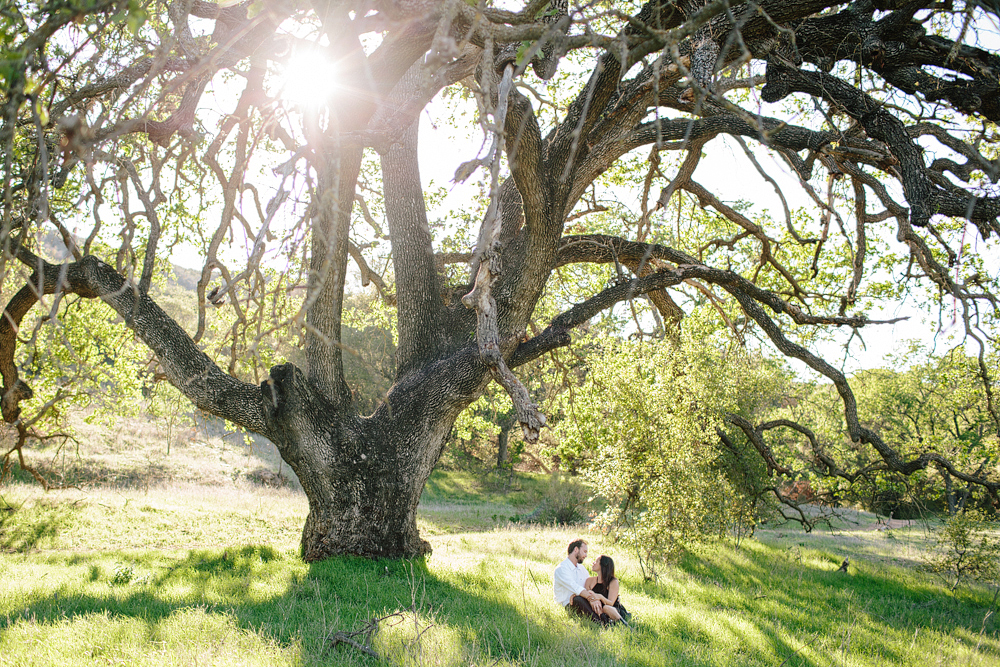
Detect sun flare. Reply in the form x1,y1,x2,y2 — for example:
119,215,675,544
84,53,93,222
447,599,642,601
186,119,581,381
276,47,340,108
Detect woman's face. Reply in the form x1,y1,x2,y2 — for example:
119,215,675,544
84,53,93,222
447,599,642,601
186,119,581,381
591,557,601,575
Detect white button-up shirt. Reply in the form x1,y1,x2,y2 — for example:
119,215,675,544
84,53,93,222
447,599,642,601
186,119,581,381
553,557,589,606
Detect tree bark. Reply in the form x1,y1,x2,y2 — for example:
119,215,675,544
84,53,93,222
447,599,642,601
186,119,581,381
496,409,515,468
380,117,445,377
264,365,454,559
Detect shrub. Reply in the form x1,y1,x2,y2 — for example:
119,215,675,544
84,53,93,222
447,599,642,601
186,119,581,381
111,563,135,586
922,509,1000,593
516,472,592,525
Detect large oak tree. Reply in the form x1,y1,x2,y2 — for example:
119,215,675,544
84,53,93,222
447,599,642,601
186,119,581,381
2,0,999,559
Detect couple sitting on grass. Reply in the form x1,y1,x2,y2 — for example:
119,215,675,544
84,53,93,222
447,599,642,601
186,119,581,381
553,539,630,627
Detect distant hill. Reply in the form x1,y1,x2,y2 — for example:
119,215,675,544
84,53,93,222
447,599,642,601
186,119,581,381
31,226,395,409
171,264,202,290
36,228,209,291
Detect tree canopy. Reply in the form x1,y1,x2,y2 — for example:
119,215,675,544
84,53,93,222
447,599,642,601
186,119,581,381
1,0,999,559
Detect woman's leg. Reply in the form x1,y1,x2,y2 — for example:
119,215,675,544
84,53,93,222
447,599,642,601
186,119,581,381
602,604,622,622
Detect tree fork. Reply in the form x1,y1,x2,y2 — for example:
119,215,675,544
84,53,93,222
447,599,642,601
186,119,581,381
264,365,437,560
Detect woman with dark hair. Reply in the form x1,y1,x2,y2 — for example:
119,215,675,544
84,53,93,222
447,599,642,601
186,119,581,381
585,555,630,626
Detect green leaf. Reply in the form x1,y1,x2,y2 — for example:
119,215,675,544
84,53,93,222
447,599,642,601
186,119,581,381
247,1,265,19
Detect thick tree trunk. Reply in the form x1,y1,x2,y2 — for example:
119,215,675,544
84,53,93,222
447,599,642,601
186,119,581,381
263,363,468,560
0,251,491,561
297,448,433,560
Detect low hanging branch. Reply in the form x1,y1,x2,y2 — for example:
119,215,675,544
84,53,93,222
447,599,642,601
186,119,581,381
0,248,268,434
1,423,52,489
462,62,546,443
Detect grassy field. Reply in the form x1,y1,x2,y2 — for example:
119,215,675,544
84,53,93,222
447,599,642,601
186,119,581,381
1,453,999,666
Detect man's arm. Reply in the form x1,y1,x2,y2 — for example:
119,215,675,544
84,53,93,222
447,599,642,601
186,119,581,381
554,562,586,603
573,572,602,613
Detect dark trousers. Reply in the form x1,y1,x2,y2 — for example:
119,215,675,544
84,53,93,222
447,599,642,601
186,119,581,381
568,595,602,622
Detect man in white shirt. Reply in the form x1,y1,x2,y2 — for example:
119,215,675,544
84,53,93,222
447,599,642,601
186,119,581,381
553,539,602,620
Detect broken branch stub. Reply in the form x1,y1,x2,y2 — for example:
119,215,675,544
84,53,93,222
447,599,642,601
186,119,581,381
462,63,546,443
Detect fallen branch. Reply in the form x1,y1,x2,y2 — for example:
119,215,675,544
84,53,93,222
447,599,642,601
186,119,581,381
328,631,380,658
327,611,400,658
326,609,423,659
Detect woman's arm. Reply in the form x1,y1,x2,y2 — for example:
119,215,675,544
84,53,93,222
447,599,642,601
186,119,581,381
589,583,611,605
606,580,619,606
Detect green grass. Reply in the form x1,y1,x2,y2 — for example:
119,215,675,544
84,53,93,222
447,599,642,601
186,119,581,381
419,469,551,533
1,474,998,666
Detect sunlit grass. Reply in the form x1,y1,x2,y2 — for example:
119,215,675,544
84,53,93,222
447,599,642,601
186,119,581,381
0,483,306,553
1,474,998,666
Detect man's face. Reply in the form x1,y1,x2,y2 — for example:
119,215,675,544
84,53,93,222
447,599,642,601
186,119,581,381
572,542,588,564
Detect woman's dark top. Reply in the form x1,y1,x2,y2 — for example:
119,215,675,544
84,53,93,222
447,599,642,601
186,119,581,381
592,579,629,623
592,580,614,602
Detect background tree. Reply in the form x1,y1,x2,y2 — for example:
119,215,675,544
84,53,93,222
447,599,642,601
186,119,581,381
554,330,784,575
2,0,999,561
822,344,999,516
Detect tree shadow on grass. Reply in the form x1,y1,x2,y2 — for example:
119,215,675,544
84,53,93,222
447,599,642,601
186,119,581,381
1,543,997,666
0,500,76,553
0,546,666,666
639,539,1000,667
